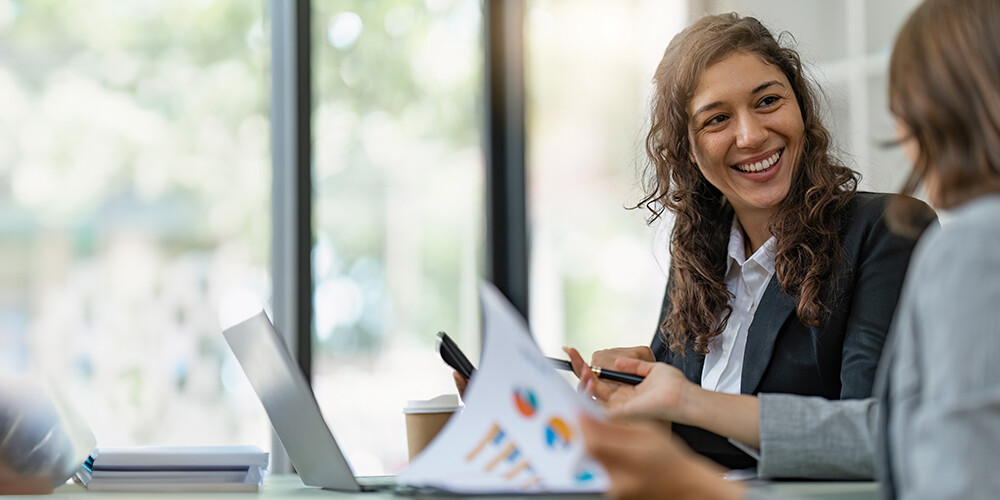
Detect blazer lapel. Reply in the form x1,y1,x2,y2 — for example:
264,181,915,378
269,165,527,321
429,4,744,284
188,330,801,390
667,339,705,385
682,342,706,385
741,275,796,394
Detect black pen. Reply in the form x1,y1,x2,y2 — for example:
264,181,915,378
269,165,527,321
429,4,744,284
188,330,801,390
546,357,645,385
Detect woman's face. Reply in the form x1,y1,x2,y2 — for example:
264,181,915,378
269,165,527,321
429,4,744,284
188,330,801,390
894,117,920,166
895,116,938,207
687,51,805,222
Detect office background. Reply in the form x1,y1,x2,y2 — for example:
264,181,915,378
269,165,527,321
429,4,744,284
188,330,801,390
0,0,920,477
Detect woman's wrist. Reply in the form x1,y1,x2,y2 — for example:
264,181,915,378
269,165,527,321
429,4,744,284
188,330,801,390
674,379,708,426
675,387,760,447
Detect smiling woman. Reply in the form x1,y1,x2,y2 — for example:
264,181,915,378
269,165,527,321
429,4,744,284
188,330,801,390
570,13,937,469
687,51,805,251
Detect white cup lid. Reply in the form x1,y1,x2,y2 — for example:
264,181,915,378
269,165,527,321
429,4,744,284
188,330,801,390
403,394,462,413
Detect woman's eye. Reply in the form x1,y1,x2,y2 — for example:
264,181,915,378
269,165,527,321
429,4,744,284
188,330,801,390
758,95,780,107
705,114,728,127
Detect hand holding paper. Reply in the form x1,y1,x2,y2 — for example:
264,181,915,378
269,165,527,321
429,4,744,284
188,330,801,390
399,283,609,494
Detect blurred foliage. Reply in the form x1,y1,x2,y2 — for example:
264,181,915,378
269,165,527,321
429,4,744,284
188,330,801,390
0,0,270,256
311,0,483,358
0,0,271,447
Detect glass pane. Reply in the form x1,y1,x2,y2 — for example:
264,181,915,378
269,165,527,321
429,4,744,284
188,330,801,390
0,1,272,449
525,0,680,356
865,73,911,192
312,0,484,475
865,0,921,54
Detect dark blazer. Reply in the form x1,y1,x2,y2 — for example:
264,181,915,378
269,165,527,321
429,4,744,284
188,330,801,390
650,192,935,469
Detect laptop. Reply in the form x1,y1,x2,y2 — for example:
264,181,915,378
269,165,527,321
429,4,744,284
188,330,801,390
223,310,397,492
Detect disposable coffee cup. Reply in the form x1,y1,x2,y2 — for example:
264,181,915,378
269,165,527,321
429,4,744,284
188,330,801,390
403,394,461,460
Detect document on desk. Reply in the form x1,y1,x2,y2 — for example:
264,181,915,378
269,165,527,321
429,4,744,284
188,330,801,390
399,283,609,494
74,445,268,492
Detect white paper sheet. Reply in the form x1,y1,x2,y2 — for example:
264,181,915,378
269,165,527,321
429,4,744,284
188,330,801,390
398,283,609,494
74,445,269,493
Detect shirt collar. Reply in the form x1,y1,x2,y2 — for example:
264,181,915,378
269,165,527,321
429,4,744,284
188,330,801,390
726,216,777,275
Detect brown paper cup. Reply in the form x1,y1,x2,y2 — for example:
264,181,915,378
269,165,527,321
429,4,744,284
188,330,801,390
403,394,461,460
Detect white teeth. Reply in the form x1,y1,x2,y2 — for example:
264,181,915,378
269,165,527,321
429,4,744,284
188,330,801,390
735,150,781,173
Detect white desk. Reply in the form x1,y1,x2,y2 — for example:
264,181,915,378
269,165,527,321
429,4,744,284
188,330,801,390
34,476,589,499
36,475,878,499
755,480,879,500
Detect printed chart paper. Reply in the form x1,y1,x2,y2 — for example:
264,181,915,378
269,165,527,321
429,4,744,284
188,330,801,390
398,283,609,494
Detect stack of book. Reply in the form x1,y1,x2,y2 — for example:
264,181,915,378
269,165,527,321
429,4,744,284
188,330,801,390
74,445,269,492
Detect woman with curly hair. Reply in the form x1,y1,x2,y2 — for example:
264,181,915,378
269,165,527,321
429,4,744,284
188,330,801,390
579,0,1000,497
566,13,935,469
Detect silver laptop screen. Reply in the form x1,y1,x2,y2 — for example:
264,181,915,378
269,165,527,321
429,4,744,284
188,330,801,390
223,311,362,491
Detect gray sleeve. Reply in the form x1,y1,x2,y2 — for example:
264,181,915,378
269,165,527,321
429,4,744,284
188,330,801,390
757,393,878,479
890,220,1000,500
743,487,781,500
742,486,806,500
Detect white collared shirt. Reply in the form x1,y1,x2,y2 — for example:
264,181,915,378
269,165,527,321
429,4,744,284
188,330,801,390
701,218,777,395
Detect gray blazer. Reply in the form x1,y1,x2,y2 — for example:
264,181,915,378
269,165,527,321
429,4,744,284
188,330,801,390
752,195,1000,499
757,393,878,479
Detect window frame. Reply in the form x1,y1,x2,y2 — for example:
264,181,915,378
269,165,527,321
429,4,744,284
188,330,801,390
268,0,528,471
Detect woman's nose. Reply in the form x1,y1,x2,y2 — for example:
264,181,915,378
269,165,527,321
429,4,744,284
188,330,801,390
734,114,768,149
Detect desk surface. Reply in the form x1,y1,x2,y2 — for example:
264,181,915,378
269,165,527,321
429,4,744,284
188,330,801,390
34,474,878,499
757,480,879,500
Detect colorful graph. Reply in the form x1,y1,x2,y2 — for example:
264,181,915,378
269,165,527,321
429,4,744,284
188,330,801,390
544,417,572,449
465,423,506,462
485,442,517,472
465,422,542,489
574,468,597,483
512,387,538,417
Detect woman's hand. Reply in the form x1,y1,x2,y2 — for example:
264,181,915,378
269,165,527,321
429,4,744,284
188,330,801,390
579,415,745,500
602,359,763,447
590,346,655,369
605,358,693,422
563,346,656,405
452,371,468,399
564,348,698,424
563,347,621,405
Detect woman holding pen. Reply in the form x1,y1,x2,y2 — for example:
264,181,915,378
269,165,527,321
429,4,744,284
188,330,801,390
581,0,1000,497
566,12,934,469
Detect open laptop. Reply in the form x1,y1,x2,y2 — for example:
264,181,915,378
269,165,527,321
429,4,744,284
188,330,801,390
223,310,396,492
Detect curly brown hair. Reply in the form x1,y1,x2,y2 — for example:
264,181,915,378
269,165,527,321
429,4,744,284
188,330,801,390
636,13,859,355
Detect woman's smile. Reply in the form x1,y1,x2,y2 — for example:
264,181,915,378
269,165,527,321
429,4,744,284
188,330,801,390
731,148,782,175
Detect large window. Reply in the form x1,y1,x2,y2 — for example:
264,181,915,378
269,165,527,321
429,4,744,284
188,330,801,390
3,0,922,482
0,0,484,475
0,1,271,448
525,0,684,355
310,0,484,475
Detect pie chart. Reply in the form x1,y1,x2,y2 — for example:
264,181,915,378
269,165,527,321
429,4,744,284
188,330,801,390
513,387,538,417
544,417,572,449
